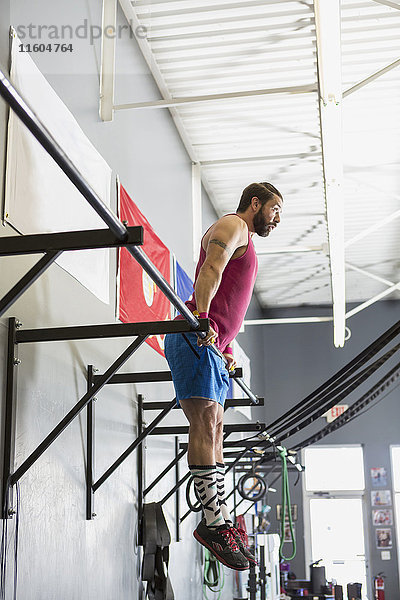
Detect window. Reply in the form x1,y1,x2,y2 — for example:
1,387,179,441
391,446,400,583
304,446,365,491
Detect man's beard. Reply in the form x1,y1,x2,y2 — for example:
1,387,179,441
253,209,272,237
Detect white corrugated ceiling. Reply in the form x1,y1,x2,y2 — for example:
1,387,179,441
123,0,400,313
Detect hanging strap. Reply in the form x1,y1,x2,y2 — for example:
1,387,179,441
141,502,174,600
278,447,296,561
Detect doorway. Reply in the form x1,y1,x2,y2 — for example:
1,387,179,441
303,446,370,599
309,497,368,598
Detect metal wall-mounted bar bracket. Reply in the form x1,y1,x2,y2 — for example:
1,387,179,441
86,365,95,520
1,317,18,519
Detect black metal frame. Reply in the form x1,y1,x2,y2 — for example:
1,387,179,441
84,363,262,520
0,68,261,522
0,227,143,318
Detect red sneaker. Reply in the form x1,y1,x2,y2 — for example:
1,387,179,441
193,520,249,571
232,526,258,565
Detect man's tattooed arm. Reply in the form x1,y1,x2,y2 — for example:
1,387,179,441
209,238,234,256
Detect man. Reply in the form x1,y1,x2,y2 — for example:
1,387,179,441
164,182,283,570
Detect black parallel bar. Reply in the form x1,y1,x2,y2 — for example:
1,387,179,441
0,69,128,241
150,423,264,436
142,395,262,411
86,366,95,520
0,251,61,318
143,447,187,497
179,440,270,451
1,318,18,518
10,335,148,485
161,471,191,508
0,71,259,405
224,396,263,408
175,437,180,542
0,226,143,256
137,394,144,540
234,377,259,405
223,440,271,449
127,246,199,330
0,71,205,340
125,245,245,375
92,398,176,492
16,319,209,344
94,367,244,385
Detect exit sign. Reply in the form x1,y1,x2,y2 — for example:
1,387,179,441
324,405,349,423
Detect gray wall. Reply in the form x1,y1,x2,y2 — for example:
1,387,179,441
262,300,400,598
0,1,225,598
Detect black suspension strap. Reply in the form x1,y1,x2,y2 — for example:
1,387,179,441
266,319,400,433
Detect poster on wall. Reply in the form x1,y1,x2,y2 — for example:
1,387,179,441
118,183,171,357
371,490,392,507
5,32,112,303
284,523,295,543
372,509,393,526
376,528,392,549
277,504,298,521
370,467,388,487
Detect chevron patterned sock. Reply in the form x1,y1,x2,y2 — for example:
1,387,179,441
216,462,233,527
189,464,225,529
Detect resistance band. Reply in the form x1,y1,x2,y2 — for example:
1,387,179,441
278,446,296,561
202,548,225,600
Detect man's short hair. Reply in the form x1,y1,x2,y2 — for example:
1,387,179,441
236,182,283,213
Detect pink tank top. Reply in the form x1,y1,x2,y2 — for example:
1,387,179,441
185,215,258,352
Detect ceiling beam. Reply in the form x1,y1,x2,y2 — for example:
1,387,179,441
370,0,400,9
136,0,313,20
345,208,400,249
346,281,400,319
314,0,345,348
345,262,394,287
118,0,220,217
200,151,319,165
244,316,333,326
256,245,325,255
99,0,117,122
343,58,400,98
113,84,317,111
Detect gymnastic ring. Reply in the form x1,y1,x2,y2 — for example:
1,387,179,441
236,473,267,502
186,476,203,512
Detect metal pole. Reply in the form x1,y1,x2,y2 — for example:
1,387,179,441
92,398,176,491
10,335,148,485
161,472,191,508
234,377,259,405
260,545,266,600
175,436,180,542
1,318,18,518
0,251,61,317
143,447,187,497
0,69,127,241
86,366,95,520
137,394,144,542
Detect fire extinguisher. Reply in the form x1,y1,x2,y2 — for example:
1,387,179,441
373,573,385,600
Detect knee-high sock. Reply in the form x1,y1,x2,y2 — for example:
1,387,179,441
216,462,233,527
189,464,225,528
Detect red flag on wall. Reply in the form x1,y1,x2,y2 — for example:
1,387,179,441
118,183,171,356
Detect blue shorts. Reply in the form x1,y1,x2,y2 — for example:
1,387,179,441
164,332,230,408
